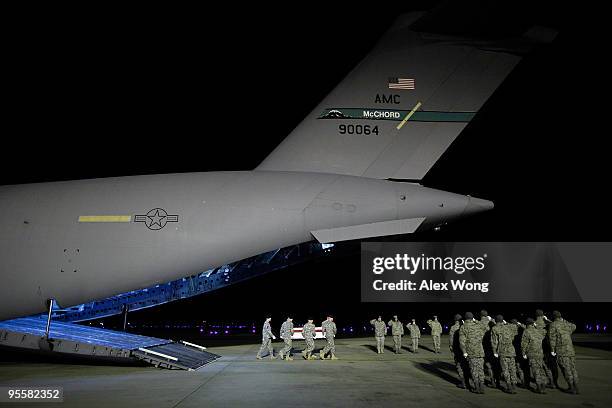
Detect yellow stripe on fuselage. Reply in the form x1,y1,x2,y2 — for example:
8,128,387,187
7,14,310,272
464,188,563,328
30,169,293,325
78,215,132,223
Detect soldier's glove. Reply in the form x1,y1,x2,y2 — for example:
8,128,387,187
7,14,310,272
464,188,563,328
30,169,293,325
544,316,551,322
523,355,527,359
503,320,507,324
272,335,277,340
463,353,468,358
494,353,499,358
551,352,556,357
487,316,492,321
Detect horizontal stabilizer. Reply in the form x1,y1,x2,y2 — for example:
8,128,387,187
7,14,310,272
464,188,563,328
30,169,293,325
311,217,425,244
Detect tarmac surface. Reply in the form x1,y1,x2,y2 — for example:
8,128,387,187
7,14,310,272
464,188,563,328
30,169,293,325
1,334,611,407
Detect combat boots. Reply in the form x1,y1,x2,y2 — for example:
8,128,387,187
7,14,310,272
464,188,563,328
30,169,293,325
286,355,294,361
270,354,277,360
535,383,546,394
457,379,466,389
504,382,517,394
568,381,579,394
330,354,339,360
475,382,485,394
308,354,317,360
256,355,263,360
320,350,326,360
302,351,308,360
573,381,580,394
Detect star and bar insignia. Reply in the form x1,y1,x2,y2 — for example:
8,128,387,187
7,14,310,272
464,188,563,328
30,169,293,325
134,208,179,230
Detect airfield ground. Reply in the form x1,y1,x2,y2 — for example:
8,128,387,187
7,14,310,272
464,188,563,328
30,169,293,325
1,335,611,407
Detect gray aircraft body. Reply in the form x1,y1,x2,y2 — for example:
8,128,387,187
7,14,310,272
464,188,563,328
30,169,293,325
0,13,553,320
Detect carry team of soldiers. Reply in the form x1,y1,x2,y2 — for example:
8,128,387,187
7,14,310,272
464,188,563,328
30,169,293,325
255,309,580,396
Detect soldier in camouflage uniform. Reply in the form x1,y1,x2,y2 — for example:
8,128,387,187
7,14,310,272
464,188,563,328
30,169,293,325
370,316,387,354
510,318,528,387
459,312,488,393
279,317,294,361
479,310,497,388
427,316,443,353
549,310,579,394
320,316,339,360
535,309,557,388
521,317,547,394
491,315,518,394
387,315,404,354
256,316,277,360
449,314,468,389
301,319,317,360
406,319,421,353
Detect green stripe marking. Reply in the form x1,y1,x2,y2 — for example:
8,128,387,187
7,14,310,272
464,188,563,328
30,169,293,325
318,108,476,123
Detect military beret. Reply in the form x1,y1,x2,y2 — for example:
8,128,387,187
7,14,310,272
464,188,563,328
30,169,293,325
480,310,488,317
553,310,562,319
535,309,544,317
525,317,535,325
495,314,504,323
465,312,474,319
454,314,462,321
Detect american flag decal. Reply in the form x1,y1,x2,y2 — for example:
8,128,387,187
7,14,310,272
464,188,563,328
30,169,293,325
388,77,415,90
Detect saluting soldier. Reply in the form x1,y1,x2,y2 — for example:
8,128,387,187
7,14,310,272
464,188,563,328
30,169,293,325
387,315,404,354
449,314,468,389
549,310,579,394
479,310,497,388
370,316,387,354
406,319,421,353
459,312,488,394
521,318,548,394
535,309,556,388
427,316,443,353
491,315,519,394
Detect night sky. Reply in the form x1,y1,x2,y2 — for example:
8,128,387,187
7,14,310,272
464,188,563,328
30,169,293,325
4,2,608,332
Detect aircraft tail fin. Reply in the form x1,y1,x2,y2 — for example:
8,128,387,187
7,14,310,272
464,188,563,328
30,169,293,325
257,13,548,180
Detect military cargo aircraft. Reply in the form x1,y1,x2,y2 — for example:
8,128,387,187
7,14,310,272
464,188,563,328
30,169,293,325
0,13,554,321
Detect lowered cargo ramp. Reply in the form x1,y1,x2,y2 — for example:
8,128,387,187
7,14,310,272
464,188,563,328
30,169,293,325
0,316,219,370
